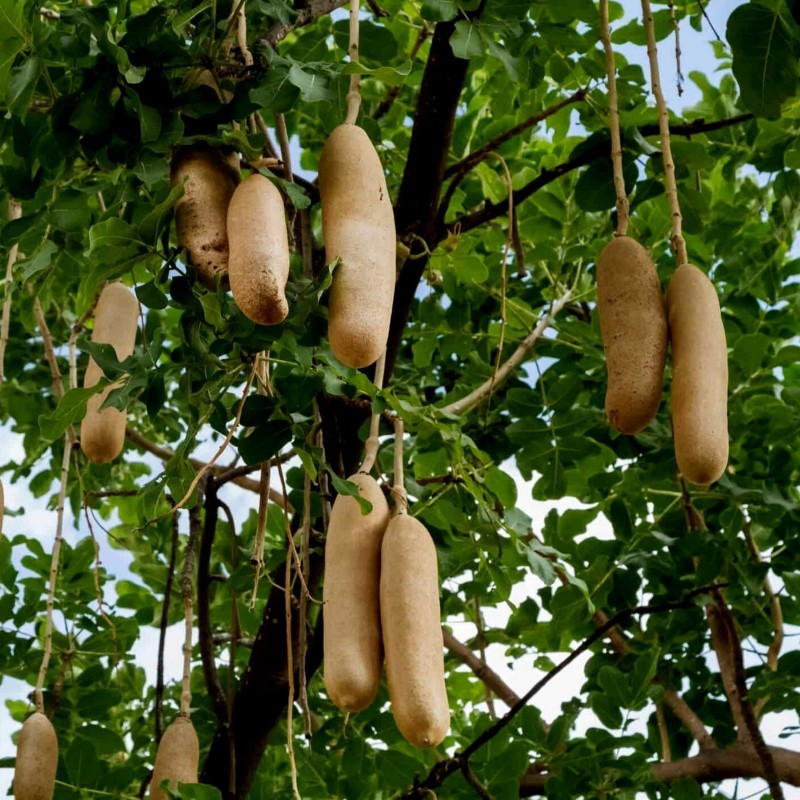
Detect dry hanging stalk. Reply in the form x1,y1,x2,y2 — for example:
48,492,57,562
667,0,684,96
34,435,72,712
344,0,361,124
250,353,272,608
599,0,630,236
392,416,408,514
180,520,200,717
168,359,258,516
297,470,312,736
485,153,514,412
0,200,21,382
284,545,301,800
641,0,688,265
358,350,386,474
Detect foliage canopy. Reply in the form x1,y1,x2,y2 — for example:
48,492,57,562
1,0,800,798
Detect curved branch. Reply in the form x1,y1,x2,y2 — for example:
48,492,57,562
518,745,800,796
445,113,754,237
125,426,289,508
443,628,520,709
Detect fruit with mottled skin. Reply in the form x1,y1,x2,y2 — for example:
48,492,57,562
149,716,199,800
80,282,140,464
667,262,729,484
324,473,390,711
227,174,290,325
597,235,668,434
171,144,239,287
13,712,58,800
380,513,449,748
318,124,395,368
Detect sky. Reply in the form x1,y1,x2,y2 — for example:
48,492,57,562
3,0,797,798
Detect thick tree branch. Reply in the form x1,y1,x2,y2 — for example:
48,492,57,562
518,745,800,796
443,628,520,708
385,20,470,378
446,113,754,237
201,552,324,797
197,480,230,731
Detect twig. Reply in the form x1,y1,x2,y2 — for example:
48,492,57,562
446,114,752,237
298,470,312,737
641,0,688,265
391,416,408,514
250,355,272,608
344,0,361,124
442,628,520,709
656,702,672,762
233,0,254,68
275,459,314,600
696,0,721,41
743,516,784,717
253,115,279,159
443,88,587,180
668,0,684,96
284,548,301,800
440,292,571,416
165,359,259,516
126,426,287,504
485,153,513,413
156,511,179,742
180,506,200,717
461,762,495,800
34,435,72,712
358,350,386,474
0,200,21,382
599,0,630,235
262,0,349,48
473,600,496,718
275,114,294,184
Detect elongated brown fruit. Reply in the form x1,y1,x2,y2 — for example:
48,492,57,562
668,262,728,484
318,124,395,368
80,282,140,464
149,716,199,800
227,174,290,325
597,236,668,434
13,712,58,800
171,144,239,287
323,473,390,711
381,513,449,748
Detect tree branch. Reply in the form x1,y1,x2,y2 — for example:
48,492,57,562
439,292,571,416
125,426,289,508
385,19,471,379
155,511,180,743
443,87,587,180
518,745,800,796
443,628,520,708
446,113,753,237
197,480,230,730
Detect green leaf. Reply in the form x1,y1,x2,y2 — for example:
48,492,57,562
236,420,293,465
6,56,39,116
176,785,223,800
15,239,57,283
727,2,799,118
450,20,483,59
287,63,333,103
733,332,771,375
420,0,458,21
325,469,373,515
38,386,100,442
